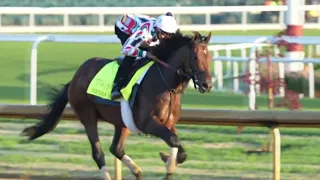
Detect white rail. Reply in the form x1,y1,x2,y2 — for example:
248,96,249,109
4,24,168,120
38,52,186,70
208,42,320,98
0,5,319,32
209,41,320,111
30,36,54,105
208,43,271,93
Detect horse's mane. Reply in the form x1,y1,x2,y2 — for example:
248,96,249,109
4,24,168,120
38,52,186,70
151,30,195,62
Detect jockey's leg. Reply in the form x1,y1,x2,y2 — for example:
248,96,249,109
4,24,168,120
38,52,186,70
111,56,135,99
110,127,142,179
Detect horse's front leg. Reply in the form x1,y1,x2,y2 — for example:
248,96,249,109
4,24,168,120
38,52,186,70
159,126,187,165
110,127,142,179
143,121,181,180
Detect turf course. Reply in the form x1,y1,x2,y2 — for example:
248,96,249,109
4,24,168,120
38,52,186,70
0,118,319,179
0,30,320,179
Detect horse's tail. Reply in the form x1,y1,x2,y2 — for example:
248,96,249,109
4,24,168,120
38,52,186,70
21,83,70,140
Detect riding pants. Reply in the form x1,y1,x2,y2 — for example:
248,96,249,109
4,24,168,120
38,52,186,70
113,25,137,91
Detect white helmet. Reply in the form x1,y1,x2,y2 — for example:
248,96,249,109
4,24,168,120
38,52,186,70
155,15,178,34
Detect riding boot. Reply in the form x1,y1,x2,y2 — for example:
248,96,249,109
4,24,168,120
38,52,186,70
111,56,135,99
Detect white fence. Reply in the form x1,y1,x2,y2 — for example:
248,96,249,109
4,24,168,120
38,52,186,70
208,43,271,93
209,37,320,110
1,34,320,109
0,5,320,32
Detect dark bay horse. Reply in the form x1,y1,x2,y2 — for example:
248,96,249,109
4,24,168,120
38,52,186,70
21,31,213,180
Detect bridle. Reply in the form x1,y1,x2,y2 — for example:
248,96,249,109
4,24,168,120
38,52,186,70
153,43,206,94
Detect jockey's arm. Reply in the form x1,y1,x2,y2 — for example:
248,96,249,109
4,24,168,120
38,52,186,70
121,28,150,58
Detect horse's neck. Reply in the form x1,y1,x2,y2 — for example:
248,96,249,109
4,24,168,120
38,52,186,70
161,46,190,91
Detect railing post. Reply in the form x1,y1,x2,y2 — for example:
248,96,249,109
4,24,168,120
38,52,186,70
272,127,281,180
248,47,256,110
241,48,247,74
241,11,247,30
230,47,239,93
114,158,122,180
273,46,285,97
30,36,54,105
248,37,269,110
225,48,232,77
213,50,223,91
308,62,315,98
63,14,69,27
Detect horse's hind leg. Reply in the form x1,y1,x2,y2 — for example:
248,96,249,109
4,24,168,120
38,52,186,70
75,108,112,180
110,127,142,179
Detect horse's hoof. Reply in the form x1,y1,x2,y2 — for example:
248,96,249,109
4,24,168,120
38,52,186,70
177,152,187,164
159,152,169,163
163,173,173,180
160,151,187,164
134,171,143,180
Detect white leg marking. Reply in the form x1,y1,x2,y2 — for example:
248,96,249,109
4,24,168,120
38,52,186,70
121,155,142,174
166,147,178,174
100,166,112,180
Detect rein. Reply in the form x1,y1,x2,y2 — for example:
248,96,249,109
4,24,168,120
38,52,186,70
152,56,190,79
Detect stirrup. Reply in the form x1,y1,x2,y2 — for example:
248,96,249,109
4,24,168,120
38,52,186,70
112,77,123,90
111,90,122,100
111,82,123,99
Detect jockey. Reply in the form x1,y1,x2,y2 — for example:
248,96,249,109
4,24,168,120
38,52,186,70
111,13,178,99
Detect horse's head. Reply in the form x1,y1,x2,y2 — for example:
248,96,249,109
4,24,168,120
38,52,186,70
151,30,213,93
189,31,213,93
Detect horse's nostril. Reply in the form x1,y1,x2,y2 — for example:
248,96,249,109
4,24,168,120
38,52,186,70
201,81,213,91
202,83,209,89
206,80,213,89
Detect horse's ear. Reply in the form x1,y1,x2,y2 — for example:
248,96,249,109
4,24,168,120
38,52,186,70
192,31,200,41
204,32,211,44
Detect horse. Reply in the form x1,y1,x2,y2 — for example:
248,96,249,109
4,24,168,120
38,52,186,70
21,30,213,180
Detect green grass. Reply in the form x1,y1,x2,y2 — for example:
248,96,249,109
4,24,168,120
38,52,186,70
0,118,319,179
1,29,320,109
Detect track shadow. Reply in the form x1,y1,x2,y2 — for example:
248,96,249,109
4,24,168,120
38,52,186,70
16,66,77,84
